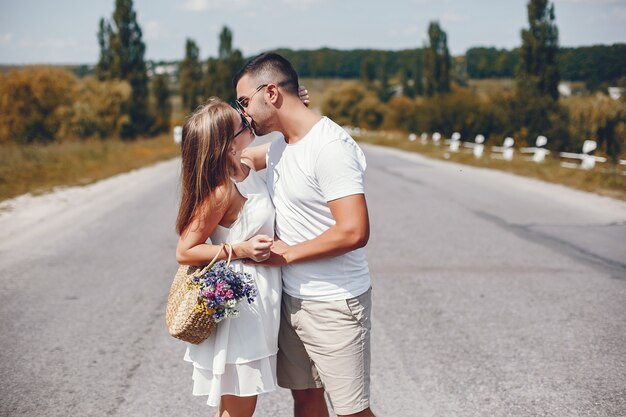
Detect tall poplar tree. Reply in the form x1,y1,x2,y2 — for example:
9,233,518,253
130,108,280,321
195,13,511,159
204,26,244,103
515,0,567,147
96,18,113,81
517,0,559,101
179,39,203,112
219,27,233,59
96,0,152,137
423,22,451,96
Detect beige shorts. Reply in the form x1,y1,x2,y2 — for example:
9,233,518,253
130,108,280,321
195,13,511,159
277,288,372,415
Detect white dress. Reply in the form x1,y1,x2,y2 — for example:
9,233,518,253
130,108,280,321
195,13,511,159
183,166,282,407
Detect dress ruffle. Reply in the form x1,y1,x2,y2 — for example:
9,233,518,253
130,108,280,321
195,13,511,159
189,355,278,406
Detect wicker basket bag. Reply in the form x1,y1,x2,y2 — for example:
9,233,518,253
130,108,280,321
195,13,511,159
165,243,232,344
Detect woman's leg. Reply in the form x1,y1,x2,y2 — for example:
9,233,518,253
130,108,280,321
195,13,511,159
218,394,258,417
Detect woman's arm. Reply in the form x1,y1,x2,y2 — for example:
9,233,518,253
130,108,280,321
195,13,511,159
176,186,273,265
241,142,271,172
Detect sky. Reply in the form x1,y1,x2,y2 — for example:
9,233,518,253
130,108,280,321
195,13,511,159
0,0,625,64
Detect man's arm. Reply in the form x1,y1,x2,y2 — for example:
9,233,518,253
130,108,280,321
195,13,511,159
259,194,369,266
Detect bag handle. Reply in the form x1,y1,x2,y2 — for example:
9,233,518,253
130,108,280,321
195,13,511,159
197,243,233,275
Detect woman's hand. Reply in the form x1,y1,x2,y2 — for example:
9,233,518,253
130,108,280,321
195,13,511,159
298,85,310,107
245,238,290,266
239,234,273,262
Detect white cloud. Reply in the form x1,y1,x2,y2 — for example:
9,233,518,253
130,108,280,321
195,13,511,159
0,33,13,45
181,0,251,11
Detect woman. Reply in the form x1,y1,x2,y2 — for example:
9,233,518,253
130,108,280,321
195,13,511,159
175,97,281,416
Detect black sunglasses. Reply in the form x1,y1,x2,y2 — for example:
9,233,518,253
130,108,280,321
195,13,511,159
230,103,255,139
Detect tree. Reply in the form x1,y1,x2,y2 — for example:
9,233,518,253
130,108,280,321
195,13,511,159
360,57,376,83
414,51,424,96
204,27,244,103
179,39,203,112
151,74,171,134
96,0,152,137
401,66,414,98
517,0,559,100
377,57,394,102
96,18,113,80
515,0,563,146
218,27,233,59
423,21,451,96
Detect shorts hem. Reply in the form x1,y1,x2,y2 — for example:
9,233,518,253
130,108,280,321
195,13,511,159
277,380,323,390
332,401,370,416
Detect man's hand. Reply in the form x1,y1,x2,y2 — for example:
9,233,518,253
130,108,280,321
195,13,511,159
246,239,290,266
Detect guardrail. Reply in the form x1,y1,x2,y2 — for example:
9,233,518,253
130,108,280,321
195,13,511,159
403,131,625,175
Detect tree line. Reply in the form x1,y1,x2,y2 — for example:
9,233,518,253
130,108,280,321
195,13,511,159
321,0,624,162
466,44,626,89
273,43,625,91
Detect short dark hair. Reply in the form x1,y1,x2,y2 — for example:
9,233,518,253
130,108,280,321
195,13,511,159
233,52,299,96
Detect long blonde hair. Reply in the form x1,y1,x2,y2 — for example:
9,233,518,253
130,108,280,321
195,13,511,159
176,98,236,235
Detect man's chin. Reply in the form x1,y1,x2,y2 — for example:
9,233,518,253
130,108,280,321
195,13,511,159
253,125,269,136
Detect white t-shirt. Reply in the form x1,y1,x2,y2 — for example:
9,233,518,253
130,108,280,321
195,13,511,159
266,117,371,301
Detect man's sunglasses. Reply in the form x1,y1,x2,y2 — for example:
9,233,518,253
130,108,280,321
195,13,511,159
235,84,268,110
230,103,255,139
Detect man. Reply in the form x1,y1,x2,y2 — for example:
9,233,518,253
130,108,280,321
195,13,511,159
236,53,375,417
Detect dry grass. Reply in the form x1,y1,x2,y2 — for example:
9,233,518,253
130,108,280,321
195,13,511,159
467,78,516,95
354,130,626,201
0,134,180,202
300,77,354,111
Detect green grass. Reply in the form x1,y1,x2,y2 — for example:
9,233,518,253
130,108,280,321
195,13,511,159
354,130,626,200
0,134,180,202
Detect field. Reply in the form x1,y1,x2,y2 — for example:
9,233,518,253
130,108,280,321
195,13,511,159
0,135,180,202
1,77,624,203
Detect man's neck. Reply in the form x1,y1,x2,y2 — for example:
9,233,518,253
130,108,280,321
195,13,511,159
277,99,323,144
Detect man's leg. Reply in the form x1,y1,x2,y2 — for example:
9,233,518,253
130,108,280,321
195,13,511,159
278,293,328,416
292,388,329,417
295,289,374,416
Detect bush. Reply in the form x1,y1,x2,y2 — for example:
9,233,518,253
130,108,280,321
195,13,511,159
321,81,369,127
64,77,131,139
0,67,77,144
564,94,626,161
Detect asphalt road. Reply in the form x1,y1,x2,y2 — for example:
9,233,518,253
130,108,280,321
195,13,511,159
1,143,625,417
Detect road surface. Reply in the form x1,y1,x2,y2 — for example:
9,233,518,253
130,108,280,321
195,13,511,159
1,143,625,416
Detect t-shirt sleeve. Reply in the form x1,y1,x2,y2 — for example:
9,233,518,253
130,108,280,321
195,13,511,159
314,139,367,202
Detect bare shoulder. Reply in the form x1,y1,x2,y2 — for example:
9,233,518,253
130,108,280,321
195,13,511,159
210,182,233,209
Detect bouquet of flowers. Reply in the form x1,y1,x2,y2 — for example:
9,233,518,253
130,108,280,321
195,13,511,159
189,260,257,323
